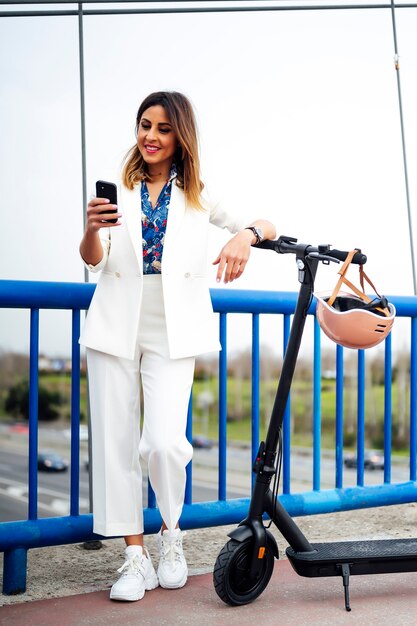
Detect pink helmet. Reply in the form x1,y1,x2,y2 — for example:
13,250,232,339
315,291,395,349
315,249,395,350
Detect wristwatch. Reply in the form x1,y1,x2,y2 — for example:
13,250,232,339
244,226,264,245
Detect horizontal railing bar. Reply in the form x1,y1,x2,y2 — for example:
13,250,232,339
281,481,417,516
0,0,406,4
0,0,309,4
2,3,417,18
2,482,417,551
1,280,416,316
0,280,95,310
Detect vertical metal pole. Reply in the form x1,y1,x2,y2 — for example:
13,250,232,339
70,309,81,516
313,316,321,491
3,549,28,595
390,0,417,294
409,317,417,481
77,4,95,518
185,392,193,505
78,2,88,274
28,309,39,521
282,314,291,494
251,313,260,491
357,350,366,487
383,333,392,484
335,344,344,489
218,313,227,501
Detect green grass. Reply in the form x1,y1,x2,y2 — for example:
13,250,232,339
0,372,410,451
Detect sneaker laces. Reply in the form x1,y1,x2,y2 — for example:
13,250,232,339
117,555,146,579
160,534,184,566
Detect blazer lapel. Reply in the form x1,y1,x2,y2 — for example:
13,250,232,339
120,183,143,274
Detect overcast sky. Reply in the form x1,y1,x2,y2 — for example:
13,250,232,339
1,2,416,357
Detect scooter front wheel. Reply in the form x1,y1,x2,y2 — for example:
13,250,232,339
213,538,275,606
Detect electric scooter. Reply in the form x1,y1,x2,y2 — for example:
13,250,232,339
213,235,417,612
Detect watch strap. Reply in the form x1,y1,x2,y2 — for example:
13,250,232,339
244,226,261,245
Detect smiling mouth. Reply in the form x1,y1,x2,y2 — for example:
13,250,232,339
145,145,160,153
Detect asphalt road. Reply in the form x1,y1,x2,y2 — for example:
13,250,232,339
0,424,411,523
0,439,249,523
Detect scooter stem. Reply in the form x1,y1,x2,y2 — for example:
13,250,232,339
242,249,319,566
264,249,319,459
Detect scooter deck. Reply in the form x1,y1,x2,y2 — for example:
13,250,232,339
286,537,417,578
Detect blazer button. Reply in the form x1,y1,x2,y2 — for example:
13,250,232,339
184,272,191,278
115,272,121,278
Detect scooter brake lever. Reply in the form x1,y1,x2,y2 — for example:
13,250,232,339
307,252,340,264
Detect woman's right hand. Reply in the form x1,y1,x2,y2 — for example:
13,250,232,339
80,198,122,266
86,197,122,233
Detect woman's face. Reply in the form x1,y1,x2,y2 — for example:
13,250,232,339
137,105,178,173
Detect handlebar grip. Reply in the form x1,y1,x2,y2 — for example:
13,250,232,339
253,240,279,251
328,249,367,265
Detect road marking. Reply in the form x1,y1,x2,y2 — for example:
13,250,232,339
50,499,70,515
0,487,90,516
6,485,26,498
0,487,56,513
0,476,90,515
0,476,70,499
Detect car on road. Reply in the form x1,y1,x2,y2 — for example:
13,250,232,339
37,452,69,472
344,450,384,470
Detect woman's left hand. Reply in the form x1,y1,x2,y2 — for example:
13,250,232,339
212,230,254,283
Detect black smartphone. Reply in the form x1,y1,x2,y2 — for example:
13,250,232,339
95,180,118,224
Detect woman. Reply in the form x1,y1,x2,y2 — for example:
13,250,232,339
79,91,276,602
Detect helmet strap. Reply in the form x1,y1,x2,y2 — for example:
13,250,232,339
327,250,390,317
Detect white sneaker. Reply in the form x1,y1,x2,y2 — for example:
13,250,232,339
110,545,159,601
157,529,188,589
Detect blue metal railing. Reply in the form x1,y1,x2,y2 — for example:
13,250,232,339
0,280,417,594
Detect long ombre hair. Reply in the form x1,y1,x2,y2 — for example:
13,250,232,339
122,92,204,210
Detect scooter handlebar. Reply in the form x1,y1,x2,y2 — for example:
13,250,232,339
254,238,367,265
327,248,367,265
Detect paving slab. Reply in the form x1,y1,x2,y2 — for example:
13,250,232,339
2,560,417,626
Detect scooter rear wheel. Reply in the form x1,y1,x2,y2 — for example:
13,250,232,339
213,538,275,606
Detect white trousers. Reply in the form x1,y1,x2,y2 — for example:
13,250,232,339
86,275,195,537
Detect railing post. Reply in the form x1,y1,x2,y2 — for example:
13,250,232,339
313,316,321,491
384,333,393,484
251,313,260,490
357,349,366,487
3,548,28,595
218,313,227,501
185,392,193,505
282,314,291,494
70,309,81,516
28,308,40,521
410,317,417,480
335,344,344,488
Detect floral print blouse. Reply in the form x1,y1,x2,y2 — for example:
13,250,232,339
141,165,176,274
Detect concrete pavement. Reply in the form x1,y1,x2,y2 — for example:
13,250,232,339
2,559,417,625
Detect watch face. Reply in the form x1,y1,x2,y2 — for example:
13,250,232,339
255,227,264,241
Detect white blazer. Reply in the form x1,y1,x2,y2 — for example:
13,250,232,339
79,179,248,360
